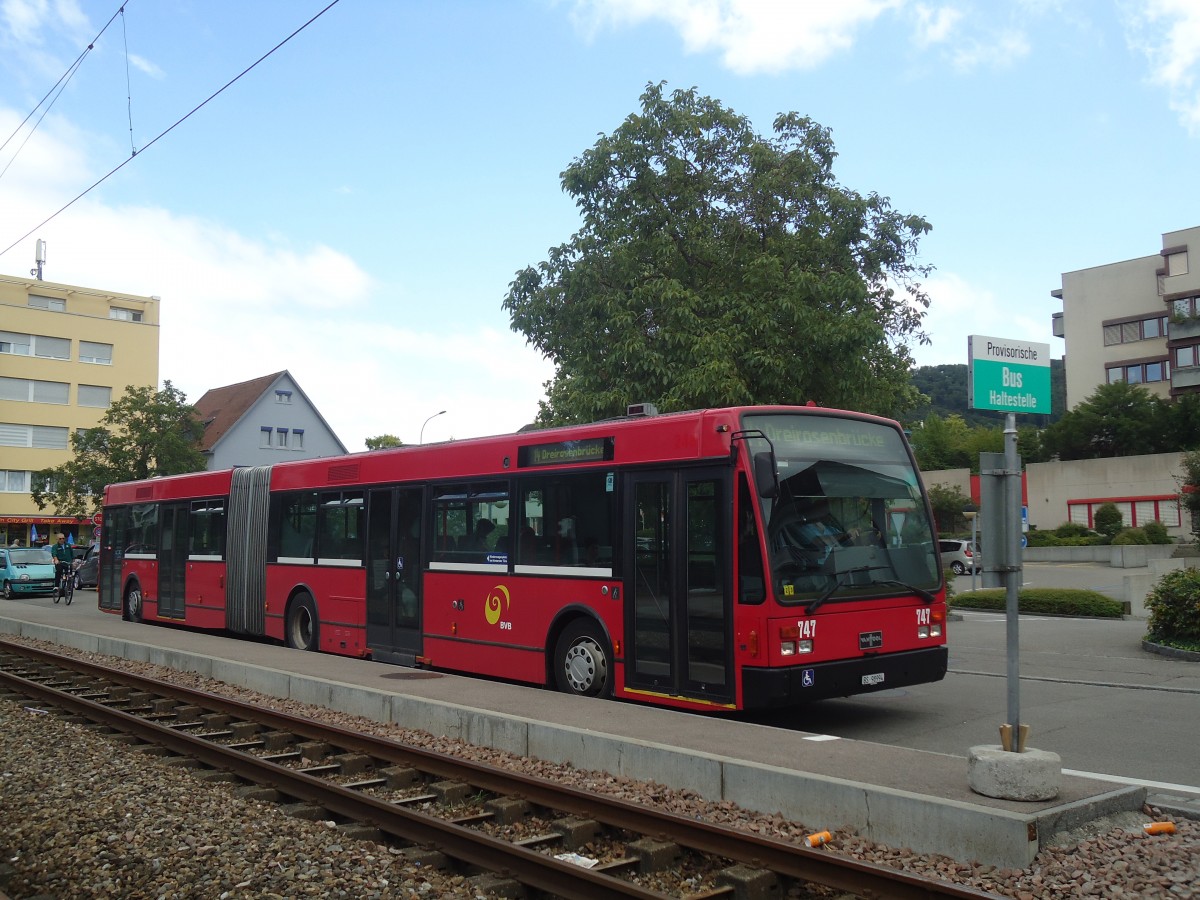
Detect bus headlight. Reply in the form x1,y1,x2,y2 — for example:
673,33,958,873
780,625,814,656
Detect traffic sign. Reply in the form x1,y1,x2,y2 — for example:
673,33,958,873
968,335,1052,414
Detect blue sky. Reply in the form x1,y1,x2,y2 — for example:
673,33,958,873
2,0,1198,450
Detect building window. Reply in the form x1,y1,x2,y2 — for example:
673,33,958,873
1171,296,1200,320
27,295,65,311
109,307,143,322
1103,315,1168,346
1069,497,1180,529
1177,345,1199,368
1167,251,1189,278
276,428,288,448
275,390,292,404
1,471,30,493
293,429,304,450
0,377,69,404
1105,360,1170,384
260,427,273,448
0,331,31,355
79,341,113,364
0,331,69,359
77,384,112,408
0,424,69,449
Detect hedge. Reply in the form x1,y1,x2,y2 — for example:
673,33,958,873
1144,568,1200,653
950,588,1124,618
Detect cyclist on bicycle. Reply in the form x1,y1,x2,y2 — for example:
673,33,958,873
50,534,73,594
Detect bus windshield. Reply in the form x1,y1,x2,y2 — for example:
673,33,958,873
743,413,939,607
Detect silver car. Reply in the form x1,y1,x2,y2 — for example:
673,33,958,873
939,539,980,575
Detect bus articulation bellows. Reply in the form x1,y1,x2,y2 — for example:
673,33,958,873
99,405,948,712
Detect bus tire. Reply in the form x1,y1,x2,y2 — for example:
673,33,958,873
286,593,320,652
124,584,143,623
553,619,611,698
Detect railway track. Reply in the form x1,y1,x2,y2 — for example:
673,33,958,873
0,638,1000,900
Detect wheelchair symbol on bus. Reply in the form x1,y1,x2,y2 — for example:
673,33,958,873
801,668,815,688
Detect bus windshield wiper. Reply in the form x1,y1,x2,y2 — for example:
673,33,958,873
804,565,882,615
803,568,935,614
872,579,937,605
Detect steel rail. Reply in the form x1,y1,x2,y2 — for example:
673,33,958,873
0,666,671,900
0,639,1002,900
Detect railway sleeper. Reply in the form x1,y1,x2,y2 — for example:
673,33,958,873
714,863,781,900
466,873,525,898
628,838,682,873
330,752,373,775
552,816,600,849
431,780,473,805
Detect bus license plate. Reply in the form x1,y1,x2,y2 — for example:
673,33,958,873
862,673,885,686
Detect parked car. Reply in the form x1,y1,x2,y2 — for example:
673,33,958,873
73,544,99,589
939,539,980,575
1,546,58,598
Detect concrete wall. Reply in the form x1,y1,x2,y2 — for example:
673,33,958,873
1025,452,1185,536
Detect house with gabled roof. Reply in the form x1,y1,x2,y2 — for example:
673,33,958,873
194,371,348,470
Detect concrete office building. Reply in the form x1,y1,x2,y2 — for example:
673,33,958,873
0,273,159,546
1052,225,1200,410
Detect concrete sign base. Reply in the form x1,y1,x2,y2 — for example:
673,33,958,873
968,745,1062,801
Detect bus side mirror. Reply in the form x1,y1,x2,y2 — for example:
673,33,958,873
753,451,779,499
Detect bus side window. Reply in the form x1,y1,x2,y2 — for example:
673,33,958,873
737,475,765,603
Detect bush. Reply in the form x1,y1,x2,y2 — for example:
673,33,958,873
1093,502,1124,538
1144,568,1200,651
1024,530,1105,547
1143,520,1171,544
1112,527,1150,545
1054,522,1091,538
950,588,1124,618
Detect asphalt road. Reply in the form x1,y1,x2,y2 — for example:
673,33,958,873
746,562,1200,793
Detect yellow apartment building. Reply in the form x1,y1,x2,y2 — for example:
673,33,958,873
1,273,159,546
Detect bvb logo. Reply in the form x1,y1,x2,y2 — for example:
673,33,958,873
485,584,511,626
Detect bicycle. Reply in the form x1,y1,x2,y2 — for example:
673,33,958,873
53,562,73,606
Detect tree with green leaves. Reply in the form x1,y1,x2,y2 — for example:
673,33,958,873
1040,381,1168,460
504,82,933,425
31,382,205,517
365,434,403,450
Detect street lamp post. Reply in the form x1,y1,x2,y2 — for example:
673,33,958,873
962,502,979,592
420,410,446,444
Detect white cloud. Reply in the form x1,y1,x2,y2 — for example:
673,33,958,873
0,105,555,452
570,0,900,74
912,3,962,47
948,28,1031,72
909,271,1058,368
1124,0,1200,135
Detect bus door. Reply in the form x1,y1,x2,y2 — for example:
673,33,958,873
366,487,424,663
624,469,733,704
157,502,189,619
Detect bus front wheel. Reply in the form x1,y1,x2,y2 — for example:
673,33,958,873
553,619,611,698
286,593,320,652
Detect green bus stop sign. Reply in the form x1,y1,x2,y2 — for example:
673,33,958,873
967,335,1052,414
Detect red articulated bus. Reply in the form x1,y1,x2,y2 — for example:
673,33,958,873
99,404,947,712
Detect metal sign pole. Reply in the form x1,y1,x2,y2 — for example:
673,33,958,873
1003,413,1021,749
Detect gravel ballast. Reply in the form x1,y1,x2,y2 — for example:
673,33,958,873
1,637,1196,899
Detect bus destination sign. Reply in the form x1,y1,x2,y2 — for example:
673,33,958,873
518,437,615,468
968,335,1052,414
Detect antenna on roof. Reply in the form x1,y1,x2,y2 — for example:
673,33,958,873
30,239,46,280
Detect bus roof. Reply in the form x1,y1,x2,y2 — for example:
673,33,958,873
103,405,903,504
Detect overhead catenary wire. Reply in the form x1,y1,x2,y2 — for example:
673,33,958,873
0,2,130,181
121,6,136,156
0,0,344,261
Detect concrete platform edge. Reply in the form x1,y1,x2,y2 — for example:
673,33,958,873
0,616,1146,868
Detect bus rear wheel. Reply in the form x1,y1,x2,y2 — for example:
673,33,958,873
286,593,319,652
124,585,143,623
553,619,611,698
